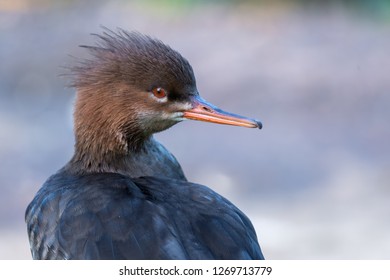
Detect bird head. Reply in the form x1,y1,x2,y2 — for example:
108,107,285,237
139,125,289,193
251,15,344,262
71,29,261,151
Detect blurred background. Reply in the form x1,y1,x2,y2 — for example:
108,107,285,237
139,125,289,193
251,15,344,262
1,0,389,259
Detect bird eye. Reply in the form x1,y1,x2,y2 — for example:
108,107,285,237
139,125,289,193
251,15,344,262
151,87,167,99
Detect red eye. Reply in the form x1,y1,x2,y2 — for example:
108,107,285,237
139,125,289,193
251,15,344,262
151,87,167,99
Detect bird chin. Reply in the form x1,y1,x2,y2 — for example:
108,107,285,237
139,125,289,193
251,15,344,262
165,112,186,123
152,119,181,133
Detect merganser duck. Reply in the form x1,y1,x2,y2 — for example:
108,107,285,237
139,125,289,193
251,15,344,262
25,29,264,260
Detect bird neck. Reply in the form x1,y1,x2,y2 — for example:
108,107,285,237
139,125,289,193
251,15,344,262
66,133,187,181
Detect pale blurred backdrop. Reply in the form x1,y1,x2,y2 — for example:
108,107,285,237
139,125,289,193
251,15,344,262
1,0,389,259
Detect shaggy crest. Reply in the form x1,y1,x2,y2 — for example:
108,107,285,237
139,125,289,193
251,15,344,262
70,28,196,91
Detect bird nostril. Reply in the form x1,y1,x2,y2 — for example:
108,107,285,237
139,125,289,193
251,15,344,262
202,106,212,112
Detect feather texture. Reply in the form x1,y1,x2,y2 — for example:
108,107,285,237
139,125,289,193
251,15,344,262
26,172,263,259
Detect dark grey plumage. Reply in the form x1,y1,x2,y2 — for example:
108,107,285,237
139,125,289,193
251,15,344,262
25,29,264,260
26,172,263,259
